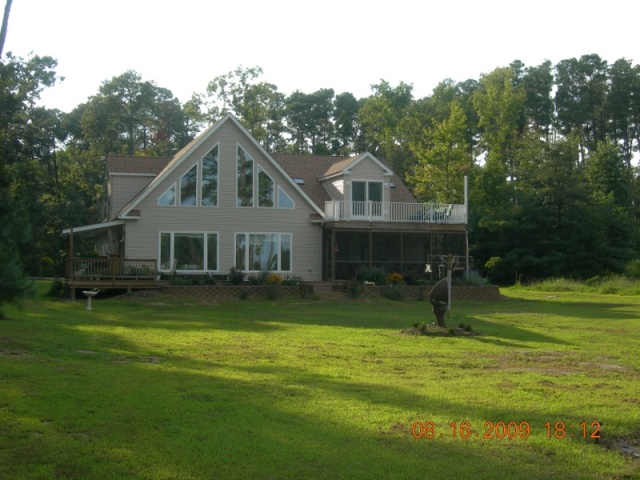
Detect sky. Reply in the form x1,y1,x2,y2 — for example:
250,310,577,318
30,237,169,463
4,0,640,113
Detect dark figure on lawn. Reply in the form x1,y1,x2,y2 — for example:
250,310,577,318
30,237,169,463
429,278,448,327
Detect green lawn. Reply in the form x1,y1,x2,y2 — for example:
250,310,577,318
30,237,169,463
1,283,639,479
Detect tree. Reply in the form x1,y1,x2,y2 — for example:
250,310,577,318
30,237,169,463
332,92,360,155
521,60,555,138
554,54,609,157
407,100,471,203
205,66,285,151
358,80,415,176
473,67,526,173
0,53,59,312
608,58,640,167
0,0,12,57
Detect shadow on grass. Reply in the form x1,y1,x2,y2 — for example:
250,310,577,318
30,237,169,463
0,342,613,480
1,296,632,479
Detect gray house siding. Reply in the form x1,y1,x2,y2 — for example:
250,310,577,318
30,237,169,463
109,174,155,218
123,119,323,280
344,157,391,203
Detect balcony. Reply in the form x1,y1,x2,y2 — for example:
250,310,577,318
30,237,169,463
324,201,467,224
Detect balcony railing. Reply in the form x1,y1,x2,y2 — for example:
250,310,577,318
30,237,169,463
65,258,158,283
324,201,467,224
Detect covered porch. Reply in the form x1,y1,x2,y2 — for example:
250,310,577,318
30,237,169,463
322,222,469,281
62,221,158,299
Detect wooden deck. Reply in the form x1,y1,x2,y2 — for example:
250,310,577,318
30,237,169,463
65,258,159,299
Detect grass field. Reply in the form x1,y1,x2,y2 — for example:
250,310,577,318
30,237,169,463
1,283,639,479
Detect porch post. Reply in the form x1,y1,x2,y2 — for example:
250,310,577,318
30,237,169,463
331,230,336,282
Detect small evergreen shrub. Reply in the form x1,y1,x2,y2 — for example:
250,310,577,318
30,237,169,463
228,267,246,285
47,279,68,298
247,270,269,285
357,266,387,285
344,278,363,298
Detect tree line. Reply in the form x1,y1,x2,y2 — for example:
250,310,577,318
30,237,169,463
2,52,640,309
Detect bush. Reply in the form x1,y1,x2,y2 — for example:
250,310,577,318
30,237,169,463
624,260,640,279
170,275,195,286
465,270,488,286
247,270,269,285
380,286,404,301
266,273,283,284
385,272,404,285
48,279,68,298
344,278,363,298
357,266,387,285
282,275,303,286
228,267,246,285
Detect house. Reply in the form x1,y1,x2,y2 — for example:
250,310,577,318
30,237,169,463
62,113,468,294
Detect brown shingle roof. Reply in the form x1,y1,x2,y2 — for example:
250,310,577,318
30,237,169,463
271,153,416,207
107,155,173,175
271,154,350,207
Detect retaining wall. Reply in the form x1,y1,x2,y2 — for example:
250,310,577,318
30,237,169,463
159,283,501,302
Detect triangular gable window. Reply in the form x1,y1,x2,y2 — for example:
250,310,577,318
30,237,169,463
278,186,294,209
158,183,176,206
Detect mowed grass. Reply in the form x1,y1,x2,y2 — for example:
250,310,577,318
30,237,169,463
0,283,639,479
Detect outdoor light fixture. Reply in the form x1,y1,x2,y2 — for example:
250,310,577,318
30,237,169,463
425,264,432,273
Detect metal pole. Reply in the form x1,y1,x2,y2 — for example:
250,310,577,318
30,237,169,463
464,176,470,279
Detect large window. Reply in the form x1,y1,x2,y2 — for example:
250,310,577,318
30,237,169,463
202,145,218,207
237,146,254,207
235,233,292,272
180,164,197,206
159,232,218,272
258,166,274,208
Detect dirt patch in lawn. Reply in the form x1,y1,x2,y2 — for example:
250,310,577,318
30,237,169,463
401,324,481,337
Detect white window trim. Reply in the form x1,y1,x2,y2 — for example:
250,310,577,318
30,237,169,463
158,231,219,273
234,232,293,272
351,179,384,202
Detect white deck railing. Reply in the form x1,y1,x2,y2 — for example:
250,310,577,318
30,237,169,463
324,201,467,224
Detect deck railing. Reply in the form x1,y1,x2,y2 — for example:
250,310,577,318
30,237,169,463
66,258,158,282
324,201,467,224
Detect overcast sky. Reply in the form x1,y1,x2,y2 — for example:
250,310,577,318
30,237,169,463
5,0,640,113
